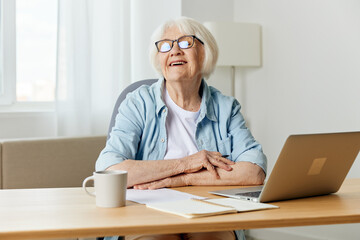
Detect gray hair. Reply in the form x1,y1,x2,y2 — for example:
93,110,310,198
149,17,218,79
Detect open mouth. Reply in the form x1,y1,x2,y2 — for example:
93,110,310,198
169,61,187,66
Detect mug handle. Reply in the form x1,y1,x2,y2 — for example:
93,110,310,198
82,176,96,197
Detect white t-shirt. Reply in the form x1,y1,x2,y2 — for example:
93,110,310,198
163,88,200,160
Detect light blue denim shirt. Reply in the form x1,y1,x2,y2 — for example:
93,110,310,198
96,77,267,174
97,77,267,240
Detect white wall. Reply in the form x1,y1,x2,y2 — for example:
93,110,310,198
130,0,182,82
182,0,235,96
233,0,360,239
182,0,234,22
234,0,360,178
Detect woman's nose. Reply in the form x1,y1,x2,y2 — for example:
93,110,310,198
170,42,183,56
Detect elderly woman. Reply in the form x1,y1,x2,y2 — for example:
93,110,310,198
96,17,267,240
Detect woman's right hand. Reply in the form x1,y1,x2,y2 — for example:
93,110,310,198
180,150,235,179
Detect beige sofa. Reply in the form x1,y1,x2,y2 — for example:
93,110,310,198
0,136,106,189
0,135,107,240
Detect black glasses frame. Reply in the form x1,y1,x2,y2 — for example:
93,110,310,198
155,35,204,53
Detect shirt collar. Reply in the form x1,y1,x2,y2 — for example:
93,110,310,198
198,79,217,122
154,77,217,122
155,77,166,115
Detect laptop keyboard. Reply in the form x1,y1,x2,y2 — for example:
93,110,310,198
235,191,261,198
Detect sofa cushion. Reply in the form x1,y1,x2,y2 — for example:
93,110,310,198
1,136,106,189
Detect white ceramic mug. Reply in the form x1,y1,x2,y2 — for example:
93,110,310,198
82,170,128,208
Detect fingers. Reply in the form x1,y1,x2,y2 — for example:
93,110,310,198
133,183,151,190
134,181,164,190
207,153,234,171
182,151,234,177
204,161,220,179
147,181,164,190
210,152,235,165
134,175,188,190
220,155,236,165
134,178,170,190
202,153,234,179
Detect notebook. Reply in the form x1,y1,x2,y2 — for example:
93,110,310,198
210,131,360,203
146,198,278,218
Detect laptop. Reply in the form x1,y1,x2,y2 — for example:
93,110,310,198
210,131,360,203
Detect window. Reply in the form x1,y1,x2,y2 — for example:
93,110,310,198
0,0,57,106
16,0,58,102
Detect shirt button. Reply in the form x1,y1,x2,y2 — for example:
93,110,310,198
161,139,165,143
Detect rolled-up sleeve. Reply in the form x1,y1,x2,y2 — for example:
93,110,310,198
96,93,144,171
229,100,267,174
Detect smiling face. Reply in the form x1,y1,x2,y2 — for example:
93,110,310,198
157,27,205,84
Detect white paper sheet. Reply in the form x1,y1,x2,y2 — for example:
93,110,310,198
126,188,206,204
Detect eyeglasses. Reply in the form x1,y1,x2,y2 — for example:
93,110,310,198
155,35,204,53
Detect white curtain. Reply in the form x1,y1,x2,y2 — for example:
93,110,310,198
56,0,131,136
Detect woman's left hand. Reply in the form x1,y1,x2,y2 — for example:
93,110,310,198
133,174,187,190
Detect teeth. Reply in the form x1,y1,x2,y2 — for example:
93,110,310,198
171,62,185,66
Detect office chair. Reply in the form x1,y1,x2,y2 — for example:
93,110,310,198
107,79,158,139
97,78,157,240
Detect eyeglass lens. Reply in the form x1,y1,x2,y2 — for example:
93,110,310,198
158,36,194,52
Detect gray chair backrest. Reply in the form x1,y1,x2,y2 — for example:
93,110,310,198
107,79,158,139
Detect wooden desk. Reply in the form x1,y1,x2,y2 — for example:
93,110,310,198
1,178,360,240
